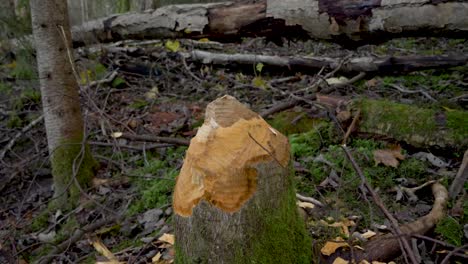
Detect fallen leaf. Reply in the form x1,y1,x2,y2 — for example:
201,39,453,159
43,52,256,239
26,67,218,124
359,260,370,264
361,230,376,239
326,77,349,85
158,233,175,245
371,261,387,264
165,40,180,52
90,236,123,263
366,78,378,88
297,201,315,209
152,252,162,263
373,146,405,168
321,237,349,256
111,132,123,138
198,38,210,42
333,257,349,264
255,63,264,73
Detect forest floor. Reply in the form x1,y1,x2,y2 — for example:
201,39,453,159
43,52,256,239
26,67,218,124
0,36,467,263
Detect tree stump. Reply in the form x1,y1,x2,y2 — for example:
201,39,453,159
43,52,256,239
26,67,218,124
173,95,311,263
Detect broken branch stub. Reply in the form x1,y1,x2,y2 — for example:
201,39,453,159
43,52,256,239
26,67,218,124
173,95,289,216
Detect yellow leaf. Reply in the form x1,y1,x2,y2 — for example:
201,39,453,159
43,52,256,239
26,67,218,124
90,236,123,263
255,63,264,73
361,230,376,239
297,201,315,209
165,40,180,52
184,28,192,34
333,257,349,264
198,38,210,42
442,106,455,112
158,233,175,245
320,237,349,256
152,252,162,263
252,76,266,89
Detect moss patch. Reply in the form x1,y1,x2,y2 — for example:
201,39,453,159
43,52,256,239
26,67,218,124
246,177,312,264
268,110,319,135
435,216,463,246
358,99,468,151
50,139,97,210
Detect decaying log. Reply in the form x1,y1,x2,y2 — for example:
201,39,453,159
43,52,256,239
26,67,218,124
315,95,468,150
173,95,311,263
355,99,468,150
327,182,449,263
91,45,468,75
69,0,468,47
184,50,468,74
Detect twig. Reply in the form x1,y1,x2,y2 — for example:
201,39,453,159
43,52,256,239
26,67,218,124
120,133,190,146
296,193,324,207
86,70,119,87
89,141,174,150
181,56,203,83
441,244,468,264
388,84,437,103
0,114,44,161
38,215,122,264
342,109,360,145
449,149,468,199
341,145,419,264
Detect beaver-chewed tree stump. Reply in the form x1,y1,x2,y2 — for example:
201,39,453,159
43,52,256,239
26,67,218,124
173,95,311,263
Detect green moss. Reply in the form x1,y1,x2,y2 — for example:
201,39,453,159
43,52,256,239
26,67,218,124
129,99,149,109
50,139,97,210
7,113,23,128
30,210,50,232
435,216,463,246
358,99,468,150
128,147,186,215
268,111,319,135
246,179,312,264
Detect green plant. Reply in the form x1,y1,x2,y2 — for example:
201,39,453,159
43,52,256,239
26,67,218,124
435,216,463,246
128,147,187,215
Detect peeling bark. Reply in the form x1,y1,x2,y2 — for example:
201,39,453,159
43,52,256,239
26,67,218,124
68,0,468,47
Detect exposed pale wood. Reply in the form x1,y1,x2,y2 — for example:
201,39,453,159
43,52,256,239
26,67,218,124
173,95,289,216
173,95,311,263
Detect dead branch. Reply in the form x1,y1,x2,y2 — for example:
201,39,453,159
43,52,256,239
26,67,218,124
120,133,190,146
449,149,468,199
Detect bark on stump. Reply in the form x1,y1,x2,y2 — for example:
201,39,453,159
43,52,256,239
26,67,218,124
173,95,311,263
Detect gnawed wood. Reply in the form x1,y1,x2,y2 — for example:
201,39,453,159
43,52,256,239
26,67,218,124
173,95,311,263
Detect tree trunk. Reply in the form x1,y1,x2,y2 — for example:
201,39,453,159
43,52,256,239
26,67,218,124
173,95,311,263
30,0,96,209
70,0,468,47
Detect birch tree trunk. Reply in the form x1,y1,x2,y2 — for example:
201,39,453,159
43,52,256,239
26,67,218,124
173,95,311,263
30,0,96,209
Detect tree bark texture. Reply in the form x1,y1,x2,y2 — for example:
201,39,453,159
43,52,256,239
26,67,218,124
0,0,17,39
70,0,468,47
30,0,95,208
173,95,311,263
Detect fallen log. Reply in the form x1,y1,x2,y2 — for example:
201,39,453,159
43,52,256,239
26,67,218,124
183,50,468,74
69,0,468,47
94,45,468,75
173,95,311,263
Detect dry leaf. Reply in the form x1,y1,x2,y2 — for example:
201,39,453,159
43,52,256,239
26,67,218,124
361,230,376,239
366,78,378,88
90,236,123,264
321,237,349,256
111,132,123,138
371,261,387,264
333,257,349,264
158,233,175,245
297,201,315,209
373,146,405,168
359,260,370,264
152,252,162,263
